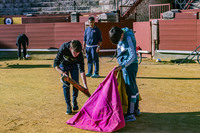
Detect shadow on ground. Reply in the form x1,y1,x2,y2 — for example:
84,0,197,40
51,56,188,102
137,77,200,80
5,64,52,69
171,59,197,64
117,112,200,133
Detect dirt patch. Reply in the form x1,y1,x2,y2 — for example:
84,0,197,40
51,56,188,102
0,58,199,133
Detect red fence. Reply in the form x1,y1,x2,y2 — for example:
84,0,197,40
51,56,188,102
54,23,85,48
0,23,85,49
0,22,133,50
159,19,198,50
26,23,55,48
133,21,152,53
0,25,25,48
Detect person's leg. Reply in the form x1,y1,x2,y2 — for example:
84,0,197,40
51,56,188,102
69,64,79,111
22,43,27,59
122,64,139,122
17,42,21,60
60,64,72,114
130,63,141,116
86,47,93,76
91,47,99,78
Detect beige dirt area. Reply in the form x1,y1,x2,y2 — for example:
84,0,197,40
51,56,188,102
0,57,200,133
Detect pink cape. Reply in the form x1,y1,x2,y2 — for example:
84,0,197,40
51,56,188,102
66,68,125,132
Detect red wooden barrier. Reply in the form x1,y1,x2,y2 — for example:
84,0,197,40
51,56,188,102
133,21,151,53
159,19,197,50
0,24,25,48
25,23,55,49
54,23,85,48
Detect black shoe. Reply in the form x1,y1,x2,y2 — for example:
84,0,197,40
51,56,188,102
66,106,72,115
72,102,79,111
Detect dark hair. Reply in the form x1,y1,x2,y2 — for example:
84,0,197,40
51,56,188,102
70,40,82,52
109,26,123,45
88,16,95,21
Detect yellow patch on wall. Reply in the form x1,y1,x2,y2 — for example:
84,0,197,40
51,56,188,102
12,17,22,24
0,17,22,24
0,18,4,24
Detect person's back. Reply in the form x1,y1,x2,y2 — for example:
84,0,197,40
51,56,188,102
16,34,29,60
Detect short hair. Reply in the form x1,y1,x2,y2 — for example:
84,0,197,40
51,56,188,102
109,26,123,45
70,40,82,52
88,17,95,21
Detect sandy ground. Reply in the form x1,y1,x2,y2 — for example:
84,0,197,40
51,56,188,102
0,57,200,133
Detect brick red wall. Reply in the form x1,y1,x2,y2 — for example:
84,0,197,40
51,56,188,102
159,19,197,51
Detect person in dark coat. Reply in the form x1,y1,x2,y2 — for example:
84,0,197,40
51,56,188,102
54,40,89,115
16,34,29,60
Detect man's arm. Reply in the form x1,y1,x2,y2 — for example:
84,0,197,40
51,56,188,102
54,66,68,77
96,41,102,53
83,41,86,53
80,72,88,89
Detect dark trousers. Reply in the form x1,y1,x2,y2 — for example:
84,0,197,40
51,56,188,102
17,43,27,58
86,46,99,75
122,63,139,114
59,64,79,108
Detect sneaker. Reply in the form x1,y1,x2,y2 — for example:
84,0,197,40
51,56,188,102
18,57,21,60
66,106,72,115
124,114,136,122
134,109,141,116
86,73,92,77
91,74,100,78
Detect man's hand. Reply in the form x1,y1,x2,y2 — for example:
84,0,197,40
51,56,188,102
96,46,100,53
82,48,86,54
62,72,69,78
114,65,122,76
114,65,122,72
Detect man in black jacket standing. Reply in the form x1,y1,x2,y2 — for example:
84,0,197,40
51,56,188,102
54,40,89,115
16,34,29,60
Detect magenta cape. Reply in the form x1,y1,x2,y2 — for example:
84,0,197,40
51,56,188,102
66,68,125,132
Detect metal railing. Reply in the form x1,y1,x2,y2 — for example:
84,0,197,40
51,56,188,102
120,0,136,16
149,3,171,21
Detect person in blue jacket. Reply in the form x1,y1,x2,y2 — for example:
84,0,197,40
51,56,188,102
83,17,102,78
109,26,141,122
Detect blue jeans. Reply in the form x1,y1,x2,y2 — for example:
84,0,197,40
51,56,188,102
59,64,79,108
86,46,99,75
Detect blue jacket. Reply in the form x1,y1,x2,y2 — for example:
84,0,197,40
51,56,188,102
84,26,102,46
117,27,138,68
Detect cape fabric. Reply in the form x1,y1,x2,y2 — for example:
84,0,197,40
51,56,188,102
117,70,128,113
66,68,125,132
117,70,142,113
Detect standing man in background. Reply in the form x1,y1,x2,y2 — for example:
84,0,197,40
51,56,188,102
83,17,102,78
16,34,29,60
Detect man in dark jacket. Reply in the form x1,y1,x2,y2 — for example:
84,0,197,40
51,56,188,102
54,40,89,115
16,34,29,60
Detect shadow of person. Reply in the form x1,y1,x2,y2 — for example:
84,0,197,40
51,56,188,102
117,112,200,133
